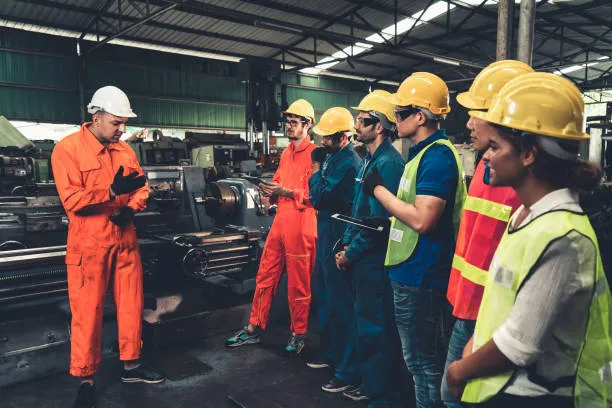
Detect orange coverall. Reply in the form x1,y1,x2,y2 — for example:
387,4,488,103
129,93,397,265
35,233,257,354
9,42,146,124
249,137,317,335
51,123,149,377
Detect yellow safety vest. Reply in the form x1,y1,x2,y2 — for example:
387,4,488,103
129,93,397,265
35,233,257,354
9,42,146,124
462,210,612,407
385,139,466,266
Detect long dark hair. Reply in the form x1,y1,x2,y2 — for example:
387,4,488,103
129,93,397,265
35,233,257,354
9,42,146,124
497,125,602,192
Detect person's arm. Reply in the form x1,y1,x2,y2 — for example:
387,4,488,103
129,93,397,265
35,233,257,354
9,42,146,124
373,189,446,234
344,159,404,262
51,143,113,213
446,338,515,397
309,160,356,211
372,146,456,234
126,157,149,212
446,232,594,397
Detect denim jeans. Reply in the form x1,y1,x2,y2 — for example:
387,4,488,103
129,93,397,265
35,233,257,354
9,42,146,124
392,281,451,408
441,319,476,408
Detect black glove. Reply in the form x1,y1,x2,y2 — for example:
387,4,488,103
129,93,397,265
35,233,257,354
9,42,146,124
311,147,327,164
110,206,134,227
110,166,146,196
362,216,391,236
363,167,384,197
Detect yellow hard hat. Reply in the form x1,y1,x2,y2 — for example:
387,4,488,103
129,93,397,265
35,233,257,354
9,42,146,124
351,90,396,124
470,72,589,141
388,72,451,115
282,99,316,123
457,60,534,110
312,107,355,136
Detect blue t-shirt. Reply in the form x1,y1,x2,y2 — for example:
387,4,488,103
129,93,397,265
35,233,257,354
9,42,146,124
387,129,459,291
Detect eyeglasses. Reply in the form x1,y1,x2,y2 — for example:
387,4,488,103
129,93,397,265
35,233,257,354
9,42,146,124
356,117,379,128
285,119,307,127
394,106,421,122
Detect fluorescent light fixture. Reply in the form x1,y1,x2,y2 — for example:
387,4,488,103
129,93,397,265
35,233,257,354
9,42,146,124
597,56,610,60
433,56,461,66
417,1,456,22
553,62,600,75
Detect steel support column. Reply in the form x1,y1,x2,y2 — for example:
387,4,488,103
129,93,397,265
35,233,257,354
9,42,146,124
496,0,510,60
517,0,536,65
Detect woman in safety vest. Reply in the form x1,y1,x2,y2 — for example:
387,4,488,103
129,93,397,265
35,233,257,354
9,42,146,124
445,72,612,408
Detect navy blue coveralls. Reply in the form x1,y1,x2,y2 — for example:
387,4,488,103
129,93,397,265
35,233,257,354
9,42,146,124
343,138,405,406
309,142,361,381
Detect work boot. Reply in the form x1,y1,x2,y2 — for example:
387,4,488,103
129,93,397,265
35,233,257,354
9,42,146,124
321,377,357,393
343,385,370,401
285,333,305,355
120,365,165,384
225,326,261,348
73,382,95,408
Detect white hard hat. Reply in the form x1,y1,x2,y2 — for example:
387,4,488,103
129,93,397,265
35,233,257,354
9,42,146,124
87,85,137,118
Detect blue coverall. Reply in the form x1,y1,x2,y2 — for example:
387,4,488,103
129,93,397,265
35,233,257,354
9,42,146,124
309,143,361,382
343,138,405,407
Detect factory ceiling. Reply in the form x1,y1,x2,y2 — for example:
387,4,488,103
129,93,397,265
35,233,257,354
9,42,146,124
0,0,611,91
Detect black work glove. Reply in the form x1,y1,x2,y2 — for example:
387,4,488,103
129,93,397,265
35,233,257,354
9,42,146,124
362,216,391,236
110,206,134,227
110,166,146,196
311,147,328,164
363,167,384,197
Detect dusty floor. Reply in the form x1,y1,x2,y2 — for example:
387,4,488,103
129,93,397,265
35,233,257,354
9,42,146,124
2,323,415,408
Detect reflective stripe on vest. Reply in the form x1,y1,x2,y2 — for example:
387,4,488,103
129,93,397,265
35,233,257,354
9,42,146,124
463,196,513,222
385,139,467,267
461,210,612,406
452,196,513,286
452,254,488,286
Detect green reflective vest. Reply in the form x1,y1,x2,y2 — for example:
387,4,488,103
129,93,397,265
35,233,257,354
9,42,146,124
462,210,612,407
385,139,466,267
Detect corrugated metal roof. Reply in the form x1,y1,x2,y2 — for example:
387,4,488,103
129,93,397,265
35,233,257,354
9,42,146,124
0,0,609,88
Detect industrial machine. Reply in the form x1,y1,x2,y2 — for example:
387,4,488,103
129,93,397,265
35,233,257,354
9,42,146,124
0,125,275,388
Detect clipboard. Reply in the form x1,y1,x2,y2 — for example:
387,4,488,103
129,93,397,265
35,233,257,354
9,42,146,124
331,213,384,232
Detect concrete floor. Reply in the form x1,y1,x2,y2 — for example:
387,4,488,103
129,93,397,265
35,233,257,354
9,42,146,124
2,324,415,408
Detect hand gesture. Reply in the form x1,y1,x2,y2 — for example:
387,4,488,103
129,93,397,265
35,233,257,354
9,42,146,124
111,166,146,196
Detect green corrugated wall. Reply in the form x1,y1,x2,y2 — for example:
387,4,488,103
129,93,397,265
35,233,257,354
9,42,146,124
0,27,385,129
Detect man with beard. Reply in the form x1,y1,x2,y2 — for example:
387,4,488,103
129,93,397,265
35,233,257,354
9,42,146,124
226,99,317,354
365,73,467,408
335,91,405,407
307,107,361,393
51,86,165,408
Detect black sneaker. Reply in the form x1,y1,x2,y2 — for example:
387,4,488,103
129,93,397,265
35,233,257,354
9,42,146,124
285,333,305,355
73,382,95,408
225,326,261,348
120,365,166,384
306,359,330,369
343,385,370,401
321,377,357,393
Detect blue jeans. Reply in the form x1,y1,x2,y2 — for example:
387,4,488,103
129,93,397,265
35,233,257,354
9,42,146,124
441,319,476,408
392,281,451,408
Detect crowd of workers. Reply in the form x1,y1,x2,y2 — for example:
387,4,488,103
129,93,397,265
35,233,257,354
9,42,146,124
226,60,612,408
53,59,612,408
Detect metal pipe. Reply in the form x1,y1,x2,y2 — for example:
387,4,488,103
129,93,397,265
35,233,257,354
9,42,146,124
86,3,178,54
262,121,269,156
496,0,511,60
517,0,536,65
0,288,67,304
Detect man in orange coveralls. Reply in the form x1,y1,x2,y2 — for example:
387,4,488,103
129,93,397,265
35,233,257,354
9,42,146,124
51,86,165,408
226,99,317,354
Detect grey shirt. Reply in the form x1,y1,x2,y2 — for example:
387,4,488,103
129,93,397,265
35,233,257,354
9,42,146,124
490,189,596,397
